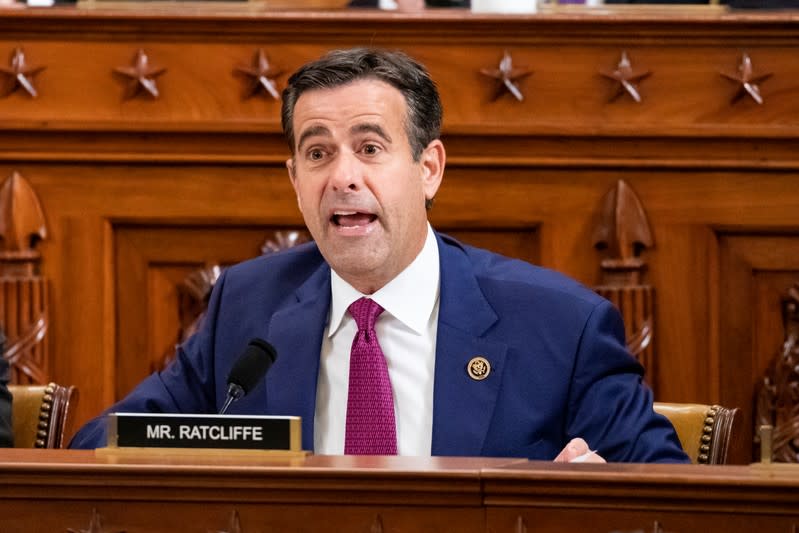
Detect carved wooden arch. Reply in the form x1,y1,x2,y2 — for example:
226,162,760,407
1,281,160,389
592,180,656,392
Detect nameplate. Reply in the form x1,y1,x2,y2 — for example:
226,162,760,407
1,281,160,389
106,413,302,451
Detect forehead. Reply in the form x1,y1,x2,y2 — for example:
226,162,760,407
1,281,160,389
292,79,408,136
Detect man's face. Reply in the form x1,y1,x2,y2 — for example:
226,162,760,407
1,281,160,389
287,79,444,294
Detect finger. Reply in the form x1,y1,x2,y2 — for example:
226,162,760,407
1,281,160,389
553,438,590,462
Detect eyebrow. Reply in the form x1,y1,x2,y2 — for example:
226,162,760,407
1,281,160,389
351,123,392,144
297,125,332,152
296,122,393,152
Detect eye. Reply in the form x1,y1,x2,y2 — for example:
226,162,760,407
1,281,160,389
362,144,380,156
309,149,325,161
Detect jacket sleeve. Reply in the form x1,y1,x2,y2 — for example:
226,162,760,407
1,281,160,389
565,299,690,463
68,270,230,449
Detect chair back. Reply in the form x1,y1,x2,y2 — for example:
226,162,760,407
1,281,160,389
8,382,77,448
653,402,743,464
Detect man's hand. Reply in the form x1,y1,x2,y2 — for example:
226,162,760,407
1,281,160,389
553,438,607,463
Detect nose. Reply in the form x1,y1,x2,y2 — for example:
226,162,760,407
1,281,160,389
328,150,364,192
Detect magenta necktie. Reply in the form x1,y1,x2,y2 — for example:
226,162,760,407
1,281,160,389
344,297,398,455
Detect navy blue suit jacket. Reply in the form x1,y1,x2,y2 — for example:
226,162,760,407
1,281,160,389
70,232,687,462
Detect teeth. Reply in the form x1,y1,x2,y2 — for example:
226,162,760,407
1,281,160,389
334,211,357,216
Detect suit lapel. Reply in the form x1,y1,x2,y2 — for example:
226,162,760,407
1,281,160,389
431,234,508,456
263,263,330,452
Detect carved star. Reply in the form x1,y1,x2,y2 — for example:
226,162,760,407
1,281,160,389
66,508,124,533
113,49,167,99
0,47,46,98
235,49,283,100
210,510,242,533
600,51,652,103
720,53,773,105
479,51,532,102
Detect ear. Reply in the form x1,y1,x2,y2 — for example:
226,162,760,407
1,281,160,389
419,139,445,201
286,158,303,212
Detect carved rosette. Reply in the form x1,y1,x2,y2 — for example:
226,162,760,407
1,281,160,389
0,172,49,384
592,180,656,390
755,283,799,463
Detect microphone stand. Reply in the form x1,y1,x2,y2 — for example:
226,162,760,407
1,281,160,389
219,382,245,415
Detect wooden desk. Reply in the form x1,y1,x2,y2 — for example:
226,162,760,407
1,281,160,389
484,461,799,533
1,450,798,532
0,449,517,532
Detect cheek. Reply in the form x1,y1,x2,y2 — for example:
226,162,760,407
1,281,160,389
295,179,322,208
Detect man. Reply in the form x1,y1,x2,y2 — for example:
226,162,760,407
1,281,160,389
70,48,687,463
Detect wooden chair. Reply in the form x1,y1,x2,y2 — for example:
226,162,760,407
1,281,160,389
8,382,77,448
653,402,743,464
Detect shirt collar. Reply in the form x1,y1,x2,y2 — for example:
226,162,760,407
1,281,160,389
328,223,440,337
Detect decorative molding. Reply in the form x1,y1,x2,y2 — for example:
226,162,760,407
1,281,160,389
479,51,532,102
592,180,656,389
720,53,773,105
0,47,45,98
0,172,49,384
0,171,47,261
599,51,651,103
113,49,167,99
67,508,124,533
235,49,283,100
607,521,669,533
755,282,799,463
211,510,243,533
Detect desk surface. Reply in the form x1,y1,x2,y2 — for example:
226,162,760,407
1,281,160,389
2,450,799,532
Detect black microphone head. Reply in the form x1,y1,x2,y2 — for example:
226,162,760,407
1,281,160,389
226,338,277,396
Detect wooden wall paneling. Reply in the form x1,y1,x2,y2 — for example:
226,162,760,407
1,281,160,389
2,9,799,440
114,223,306,399
755,282,799,463
592,180,657,391
718,234,799,460
55,214,114,424
644,223,719,405
5,162,304,427
0,21,796,136
421,44,799,137
0,172,49,385
444,229,539,267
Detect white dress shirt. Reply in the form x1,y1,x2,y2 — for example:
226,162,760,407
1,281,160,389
314,224,440,455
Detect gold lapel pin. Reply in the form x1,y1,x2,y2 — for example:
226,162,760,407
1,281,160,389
467,356,491,381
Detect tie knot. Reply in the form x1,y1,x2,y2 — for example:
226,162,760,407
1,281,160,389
348,297,384,332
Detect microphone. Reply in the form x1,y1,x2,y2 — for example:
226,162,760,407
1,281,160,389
219,338,277,415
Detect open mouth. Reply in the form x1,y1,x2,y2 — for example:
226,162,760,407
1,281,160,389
331,211,378,227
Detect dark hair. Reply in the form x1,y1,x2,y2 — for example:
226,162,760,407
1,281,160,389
281,48,442,162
